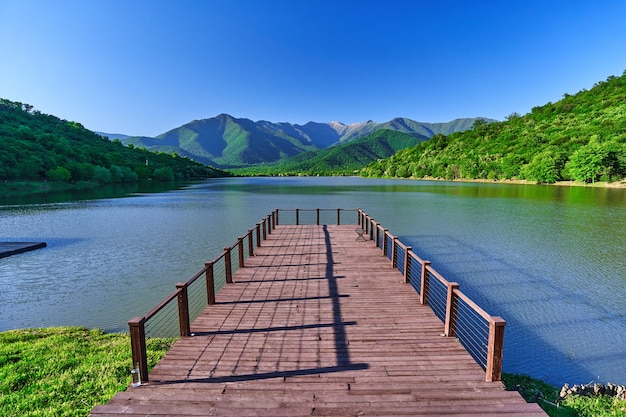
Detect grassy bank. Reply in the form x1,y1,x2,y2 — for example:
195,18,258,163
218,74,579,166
503,373,626,417
1,327,624,417
0,327,174,417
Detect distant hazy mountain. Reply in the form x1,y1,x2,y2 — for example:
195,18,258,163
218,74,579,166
118,115,490,168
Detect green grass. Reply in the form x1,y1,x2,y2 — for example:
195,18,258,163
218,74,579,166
503,373,626,417
2,329,624,417
0,327,175,417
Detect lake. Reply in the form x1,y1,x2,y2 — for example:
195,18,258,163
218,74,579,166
1,177,624,386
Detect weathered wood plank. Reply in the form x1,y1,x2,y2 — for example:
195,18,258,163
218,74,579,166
92,225,545,416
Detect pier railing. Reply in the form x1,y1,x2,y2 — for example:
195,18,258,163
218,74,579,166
127,207,503,383
275,208,358,226
358,209,505,382
127,208,357,383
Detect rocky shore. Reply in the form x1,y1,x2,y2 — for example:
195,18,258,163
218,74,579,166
559,382,626,400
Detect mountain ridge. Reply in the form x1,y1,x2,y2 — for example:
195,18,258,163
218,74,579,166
118,115,489,168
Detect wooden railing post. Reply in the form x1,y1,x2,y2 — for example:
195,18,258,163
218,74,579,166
237,237,245,268
256,223,261,247
382,229,389,256
391,236,398,268
176,283,191,337
316,208,320,225
224,247,233,284
128,317,149,383
247,229,254,257
420,261,431,304
267,215,272,234
337,208,341,225
444,282,460,337
375,223,380,247
275,209,279,225
205,262,215,305
486,317,506,382
403,247,412,283
296,209,300,225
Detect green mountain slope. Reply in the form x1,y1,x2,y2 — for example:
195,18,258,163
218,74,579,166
124,114,321,167
235,129,429,175
362,71,626,184
0,99,227,183
122,115,487,169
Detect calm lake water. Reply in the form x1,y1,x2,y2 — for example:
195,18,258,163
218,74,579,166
1,177,624,386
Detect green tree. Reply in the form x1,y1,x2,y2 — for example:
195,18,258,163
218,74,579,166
566,143,606,182
520,150,562,183
18,157,42,180
92,166,112,183
153,167,174,181
46,166,72,181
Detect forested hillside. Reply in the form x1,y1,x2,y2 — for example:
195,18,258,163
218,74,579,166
234,129,428,176
0,99,227,183
362,72,626,184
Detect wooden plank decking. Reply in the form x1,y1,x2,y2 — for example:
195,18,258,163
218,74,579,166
92,225,545,416
0,241,46,258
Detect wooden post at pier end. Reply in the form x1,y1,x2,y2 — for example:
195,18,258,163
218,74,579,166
486,317,506,382
128,317,148,383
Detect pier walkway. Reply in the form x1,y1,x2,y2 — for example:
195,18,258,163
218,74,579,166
92,224,545,416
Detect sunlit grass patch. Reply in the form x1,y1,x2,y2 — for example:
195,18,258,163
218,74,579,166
0,327,174,417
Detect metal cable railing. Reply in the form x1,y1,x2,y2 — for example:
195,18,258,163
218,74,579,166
454,295,491,369
274,208,358,226
407,253,423,295
425,268,448,322
358,209,506,382
395,244,406,275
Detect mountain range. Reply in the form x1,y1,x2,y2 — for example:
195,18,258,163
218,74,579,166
112,115,489,168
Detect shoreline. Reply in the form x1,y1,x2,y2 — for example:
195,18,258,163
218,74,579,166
411,176,626,188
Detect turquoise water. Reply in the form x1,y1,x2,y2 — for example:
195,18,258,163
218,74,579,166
0,177,624,386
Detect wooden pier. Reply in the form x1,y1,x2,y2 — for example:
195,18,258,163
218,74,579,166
92,223,545,416
0,241,46,258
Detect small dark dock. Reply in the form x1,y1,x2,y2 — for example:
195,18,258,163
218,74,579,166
0,242,46,258
92,220,545,416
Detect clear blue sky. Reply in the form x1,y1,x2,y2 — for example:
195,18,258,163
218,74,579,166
1,0,626,137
